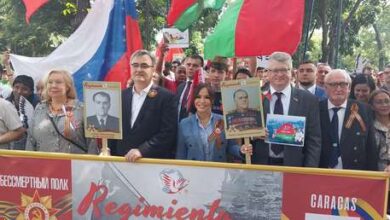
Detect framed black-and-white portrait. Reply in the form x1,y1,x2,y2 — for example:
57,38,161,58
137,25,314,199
83,81,122,140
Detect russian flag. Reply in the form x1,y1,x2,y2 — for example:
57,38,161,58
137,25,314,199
10,0,142,97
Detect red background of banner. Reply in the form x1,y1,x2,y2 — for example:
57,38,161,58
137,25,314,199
282,173,386,219
0,157,72,219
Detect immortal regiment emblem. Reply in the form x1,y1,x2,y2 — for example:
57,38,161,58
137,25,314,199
16,190,60,220
159,169,189,194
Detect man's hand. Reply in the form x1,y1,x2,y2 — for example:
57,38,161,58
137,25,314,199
125,149,143,162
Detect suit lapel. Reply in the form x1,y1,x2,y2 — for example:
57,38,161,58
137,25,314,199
125,88,134,129
288,87,299,115
340,100,352,146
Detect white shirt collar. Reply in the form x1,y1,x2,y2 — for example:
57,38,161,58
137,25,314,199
132,81,153,95
270,84,291,97
299,84,316,94
328,99,347,110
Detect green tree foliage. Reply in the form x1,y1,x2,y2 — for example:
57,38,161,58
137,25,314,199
297,0,387,69
0,0,76,56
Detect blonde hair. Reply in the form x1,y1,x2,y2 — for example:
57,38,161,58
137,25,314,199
42,70,77,102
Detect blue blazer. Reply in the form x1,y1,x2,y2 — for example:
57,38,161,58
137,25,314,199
176,113,241,162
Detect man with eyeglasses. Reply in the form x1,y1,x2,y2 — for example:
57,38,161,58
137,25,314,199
316,63,332,88
252,52,321,167
297,60,327,101
381,64,390,92
109,50,177,162
177,54,204,121
319,69,377,170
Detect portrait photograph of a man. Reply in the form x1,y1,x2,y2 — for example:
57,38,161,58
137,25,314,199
221,79,265,139
87,91,119,132
84,81,122,139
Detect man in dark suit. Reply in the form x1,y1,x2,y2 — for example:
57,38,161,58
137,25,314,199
297,60,327,101
252,52,322,167
87,91,119,132
110,50,177,162
176,54,203,121
319,69,378,170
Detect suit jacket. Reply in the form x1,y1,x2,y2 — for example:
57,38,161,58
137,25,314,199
314,86,327,101
86,115,119,132
252,87,322,167
176,82,190,121
319,99,378,170
176,113,241,162
110,85,177,158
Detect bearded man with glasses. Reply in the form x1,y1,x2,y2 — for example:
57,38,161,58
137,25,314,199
319,69,378,170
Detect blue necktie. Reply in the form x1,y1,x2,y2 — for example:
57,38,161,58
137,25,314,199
329,107,341,168
271,92,284,155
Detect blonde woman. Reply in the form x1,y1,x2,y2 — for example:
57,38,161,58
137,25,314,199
26,70,98,154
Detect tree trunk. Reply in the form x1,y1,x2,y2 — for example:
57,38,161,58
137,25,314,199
71,0,90,29
373,23,386,70
319,0,329,63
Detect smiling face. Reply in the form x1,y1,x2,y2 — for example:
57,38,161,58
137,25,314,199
353,83,371,103
194,87,212,114
267,60,292,91
46,73,68,99
371,92,390,118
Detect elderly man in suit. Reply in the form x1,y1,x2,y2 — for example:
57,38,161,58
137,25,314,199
87,91,119,132
110,50,177,162
252,52,322,167
319,69,377,170
297,60,327,101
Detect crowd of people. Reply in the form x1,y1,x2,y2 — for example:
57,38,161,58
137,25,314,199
0,48,389,174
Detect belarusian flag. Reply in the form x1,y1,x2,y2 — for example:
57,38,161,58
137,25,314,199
167,0,226,31
204,0,304,59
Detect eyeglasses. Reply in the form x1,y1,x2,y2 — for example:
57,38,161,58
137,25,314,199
373,99,390,106
131,63,153,69
326,82,349,88
267,68,290,74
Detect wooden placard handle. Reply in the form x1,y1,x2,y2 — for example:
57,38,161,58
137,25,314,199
99,138,111,156
244,137,251,164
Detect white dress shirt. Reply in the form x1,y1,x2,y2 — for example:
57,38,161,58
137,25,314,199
269,85,292,115
327,99,348,169
131,82,153,127
96,115,107,126
268,85,292,158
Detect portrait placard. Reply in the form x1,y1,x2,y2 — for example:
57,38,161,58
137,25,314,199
162,28,189,48
83,81,122,140
265,114,306,147
221,78,265,139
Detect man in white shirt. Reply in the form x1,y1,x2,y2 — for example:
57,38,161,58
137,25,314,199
297,60,327,101
110,50,177,162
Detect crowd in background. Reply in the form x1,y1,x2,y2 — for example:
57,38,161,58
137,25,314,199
0,47,389,175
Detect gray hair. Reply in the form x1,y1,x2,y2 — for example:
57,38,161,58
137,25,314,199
324,69,352,84
268,51,293,70
130,50,156,66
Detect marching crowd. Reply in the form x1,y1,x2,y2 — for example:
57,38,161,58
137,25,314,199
0,48,389,173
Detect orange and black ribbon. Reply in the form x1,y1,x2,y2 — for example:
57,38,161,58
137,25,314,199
208,119,224,149
345,103,366,132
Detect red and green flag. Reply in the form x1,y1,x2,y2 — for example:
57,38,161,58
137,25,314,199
167,0,226,31
204,0,304,59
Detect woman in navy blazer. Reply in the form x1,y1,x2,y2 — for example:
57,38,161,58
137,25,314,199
176,84,252,162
